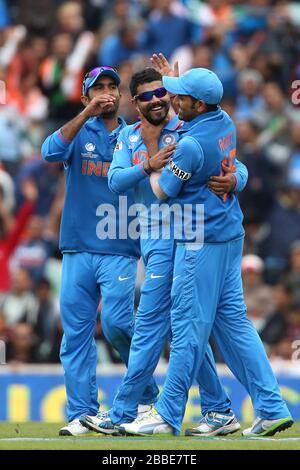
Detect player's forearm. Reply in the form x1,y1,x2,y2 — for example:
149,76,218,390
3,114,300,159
108,164,148,194
234,160,248,192
150,172,168,200
145,142,159,159
60,110,89,142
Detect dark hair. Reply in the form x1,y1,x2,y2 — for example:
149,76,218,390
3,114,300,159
205,103,218,112
190,97,218,113
129,68,162,97
36,278,51,290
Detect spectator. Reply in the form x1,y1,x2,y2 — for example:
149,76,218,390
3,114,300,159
34,278,61,362
260,282,290,347
235,69,264,120
0,268,37,327
253,82,291,175
11,215,54,284
98,23,143,68
237,119,276,220
142,0,193,59
242,254,276,330
281,240,300,296
0,179,38,292
0,0,10,29
39,32,82,126
6,322,38,364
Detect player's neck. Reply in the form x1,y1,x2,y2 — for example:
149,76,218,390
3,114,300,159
102,116,120,134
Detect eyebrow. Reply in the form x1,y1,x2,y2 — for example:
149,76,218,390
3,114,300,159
94,82,117,87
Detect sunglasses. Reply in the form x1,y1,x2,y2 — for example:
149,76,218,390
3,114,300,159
83,66,118,81
134,87,168,102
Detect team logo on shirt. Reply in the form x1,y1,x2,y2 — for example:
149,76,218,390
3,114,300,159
85,143,96,152
81,142,98,159
129,135,139,143
170,161,192,180
115,142,123,151
162,134,176,146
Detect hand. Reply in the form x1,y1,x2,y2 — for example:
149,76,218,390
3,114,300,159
150,53,179,77
22,179,38,202
82,95,116,118
208,163,237,196
144,144,176,173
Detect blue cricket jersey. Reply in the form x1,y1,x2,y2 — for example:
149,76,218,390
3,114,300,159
108,114,247,249
109,116,182,241
159,108,245,243
41,116,140,258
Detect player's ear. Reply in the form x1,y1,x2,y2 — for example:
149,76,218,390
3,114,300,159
198,100,206,113
81,95,89,107
132,98,139,113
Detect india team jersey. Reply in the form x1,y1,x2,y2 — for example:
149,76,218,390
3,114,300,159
159,108,245,243
109,116,183,253
41,116,140,258
109,113,247,251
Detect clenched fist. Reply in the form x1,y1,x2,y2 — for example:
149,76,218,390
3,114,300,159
82,95,116,118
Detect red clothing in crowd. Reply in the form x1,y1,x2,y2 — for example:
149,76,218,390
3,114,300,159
0,201,35,292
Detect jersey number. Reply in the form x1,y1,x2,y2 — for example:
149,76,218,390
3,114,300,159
221,148,236,203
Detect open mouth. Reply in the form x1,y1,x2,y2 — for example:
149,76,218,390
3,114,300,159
150,105,164,112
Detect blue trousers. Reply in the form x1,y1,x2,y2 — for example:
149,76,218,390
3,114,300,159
109,239,231,424
60,252,158,422
156,239,291,435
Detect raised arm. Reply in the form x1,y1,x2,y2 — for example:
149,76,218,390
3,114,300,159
41,95,115,163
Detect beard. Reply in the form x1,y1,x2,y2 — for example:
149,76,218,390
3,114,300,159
101,102,119,119
141,101,170,126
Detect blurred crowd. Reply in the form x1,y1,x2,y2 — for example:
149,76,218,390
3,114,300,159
0,0,300,365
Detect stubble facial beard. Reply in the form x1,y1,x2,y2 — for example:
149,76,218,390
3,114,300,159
101,103,119,120
141,102,170,126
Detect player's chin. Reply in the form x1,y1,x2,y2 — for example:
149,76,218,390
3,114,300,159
101,105,118,119
148,109,168,123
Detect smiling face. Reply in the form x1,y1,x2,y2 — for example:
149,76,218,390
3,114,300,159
176,94,204,121
134,80,170,126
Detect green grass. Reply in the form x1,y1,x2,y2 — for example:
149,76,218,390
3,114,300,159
0,422,299,450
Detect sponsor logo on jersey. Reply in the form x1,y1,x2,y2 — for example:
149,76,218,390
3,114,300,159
170,161,192,180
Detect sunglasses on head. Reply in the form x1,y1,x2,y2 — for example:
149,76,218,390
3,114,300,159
134,87,168,102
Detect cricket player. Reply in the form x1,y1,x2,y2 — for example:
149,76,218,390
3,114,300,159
80,68,248,437
41,67,158,436
121,67,293,437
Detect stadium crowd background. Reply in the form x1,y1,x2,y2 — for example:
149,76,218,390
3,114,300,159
0,0,300,366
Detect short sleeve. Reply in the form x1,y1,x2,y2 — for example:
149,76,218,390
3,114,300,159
159,136,204,198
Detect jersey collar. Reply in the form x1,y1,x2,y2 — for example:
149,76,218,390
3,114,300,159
179,107,222,133
133,114,183,133
86,116,127,136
